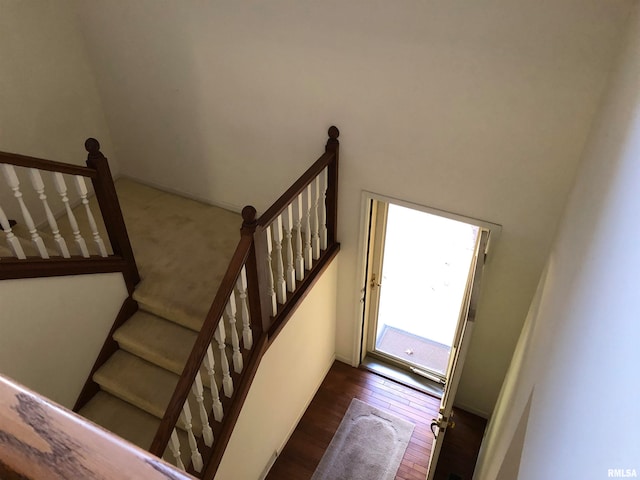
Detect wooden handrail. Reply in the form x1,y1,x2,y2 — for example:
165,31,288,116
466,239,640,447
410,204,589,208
0,374,194,480
85,138,140,293
0,139,139,292
0,256,130,281
149,126,340,478
257,151,334,228
0,150,98,178
257,126,340,228
149,214,258,456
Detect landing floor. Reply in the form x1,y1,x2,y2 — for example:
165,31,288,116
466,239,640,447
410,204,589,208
266,361,486,480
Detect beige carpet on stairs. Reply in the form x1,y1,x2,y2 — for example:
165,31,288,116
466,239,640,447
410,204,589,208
70,178,243,468
2,177,244,469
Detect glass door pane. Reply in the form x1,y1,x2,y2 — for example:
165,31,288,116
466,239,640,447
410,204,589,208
374,204,479,377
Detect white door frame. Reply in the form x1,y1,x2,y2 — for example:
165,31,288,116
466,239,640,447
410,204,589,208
351,190,501,367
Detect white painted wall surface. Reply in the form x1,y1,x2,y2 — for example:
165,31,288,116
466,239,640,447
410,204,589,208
0,273,128,409
216,259,338,480
74,0,633,415
0,0,117,223
475,5,640,478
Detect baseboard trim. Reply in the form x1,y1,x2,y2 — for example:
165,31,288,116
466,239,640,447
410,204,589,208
454,401,490,420
119,174,244,214
335,353,355,366
275,354,336,457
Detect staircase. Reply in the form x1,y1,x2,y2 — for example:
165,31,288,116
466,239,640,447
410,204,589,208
0,127,340,478
75,179,243,467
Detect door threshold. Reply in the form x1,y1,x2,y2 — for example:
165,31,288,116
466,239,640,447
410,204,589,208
360,356,444,399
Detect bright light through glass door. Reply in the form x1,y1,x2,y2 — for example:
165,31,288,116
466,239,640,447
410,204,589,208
373,204,479,378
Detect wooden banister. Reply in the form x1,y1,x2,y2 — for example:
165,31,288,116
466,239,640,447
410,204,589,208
145,126,340,478
0,256,130,281
257,151,335,228
0,150,98,178
0,138,139,294
0,374,193,480
85,138,140,293
149,219,258,457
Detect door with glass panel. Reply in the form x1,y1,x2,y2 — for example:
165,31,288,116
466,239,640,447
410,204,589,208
364,200,486,384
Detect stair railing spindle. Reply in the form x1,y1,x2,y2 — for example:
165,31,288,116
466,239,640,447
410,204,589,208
75,176,108,257
203,345,224,422
272,215,287,304
311,175,321,260
167,429,186,471
214,323,234,397
302,184,313,270
180,402,203,472
291,194,305,281
281,204,296,292
53,172,89,257
29,168,70,258
236,267,253,350
319,167,328,250
191,374,214,447
224,292,243,373
0,204,26,259
1,164,48,258
264,225,278,316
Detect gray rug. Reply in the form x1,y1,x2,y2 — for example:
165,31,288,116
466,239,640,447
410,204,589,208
311,398,415,480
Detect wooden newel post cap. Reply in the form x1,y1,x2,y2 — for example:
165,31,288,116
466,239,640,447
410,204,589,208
328,126,339,140
326,126,340,152
85,138,102,158
242,206,257,228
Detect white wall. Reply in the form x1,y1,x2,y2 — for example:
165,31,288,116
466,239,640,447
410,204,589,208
475,5,640,478
0,0,117,223
0,273,128,408
216,259,338,480
74,0,633,415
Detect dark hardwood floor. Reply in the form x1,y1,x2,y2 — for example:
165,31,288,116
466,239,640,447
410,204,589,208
266,360,486,480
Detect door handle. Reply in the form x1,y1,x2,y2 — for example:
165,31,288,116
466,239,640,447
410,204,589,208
430,416,456,437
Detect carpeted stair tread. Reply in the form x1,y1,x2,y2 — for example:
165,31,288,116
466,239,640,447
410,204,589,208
79,391,190,468
112,310,227,391
93,350,216,436
93,350,180,420
79,390,160,450
113,178,241,332
113,311,198,375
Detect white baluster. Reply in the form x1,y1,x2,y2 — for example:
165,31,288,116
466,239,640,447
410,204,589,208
1,164,48,258
29,169,70,258
272,215,287,304
264,225,278,316
75,176,107,257
236,267,253,350
281,204,296,292
214,323,234,397
53,173,89,257
319,167,328,250
202,345,224,421
191,375,214,446
291,194,305,281
225,292,243,373
0,205,25,259
168,429,186,471
180,402,203,472
302,184,313,270
311,175,321,260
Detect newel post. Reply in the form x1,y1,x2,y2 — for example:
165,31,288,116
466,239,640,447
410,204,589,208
325,126,339,247
241,206,271,337
84,138,140,292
